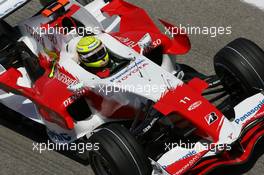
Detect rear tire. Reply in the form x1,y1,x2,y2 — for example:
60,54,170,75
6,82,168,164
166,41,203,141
89,124,152,175
214,38,264,98
0,20,21,69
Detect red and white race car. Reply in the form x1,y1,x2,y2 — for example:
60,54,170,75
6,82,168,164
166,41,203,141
1,0,264,175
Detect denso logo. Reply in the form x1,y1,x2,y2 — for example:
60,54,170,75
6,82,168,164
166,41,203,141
235,99,264,124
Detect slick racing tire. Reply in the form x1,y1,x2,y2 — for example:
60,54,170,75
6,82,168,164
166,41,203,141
214,38,264,98
88,124,152,175
0,20,20,69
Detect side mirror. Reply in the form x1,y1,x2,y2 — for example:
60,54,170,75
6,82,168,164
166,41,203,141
0,64,6,75
138,33,152,55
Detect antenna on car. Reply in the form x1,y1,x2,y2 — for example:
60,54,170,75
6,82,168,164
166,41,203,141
133,56,143,78
134,33,152,78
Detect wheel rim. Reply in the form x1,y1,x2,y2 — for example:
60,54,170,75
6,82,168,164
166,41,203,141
91,152,113,175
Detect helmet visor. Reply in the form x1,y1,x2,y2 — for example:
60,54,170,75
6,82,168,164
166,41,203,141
79,44,108,63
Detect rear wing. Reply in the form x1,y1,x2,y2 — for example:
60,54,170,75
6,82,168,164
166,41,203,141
0,0,30,19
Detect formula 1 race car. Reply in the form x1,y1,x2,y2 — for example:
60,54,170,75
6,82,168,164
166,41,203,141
1,0,264,175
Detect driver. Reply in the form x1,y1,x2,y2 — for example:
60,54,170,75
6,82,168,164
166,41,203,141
76,36,113,78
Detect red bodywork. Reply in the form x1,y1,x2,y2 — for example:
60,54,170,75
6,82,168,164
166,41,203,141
102,0,191,55
154,78,224,143
154,77,264,174
0,1,262,174
190,121,264,175
153,78,225,174
0,54,80,129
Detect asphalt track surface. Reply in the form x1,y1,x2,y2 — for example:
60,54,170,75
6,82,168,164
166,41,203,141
1,0,264,175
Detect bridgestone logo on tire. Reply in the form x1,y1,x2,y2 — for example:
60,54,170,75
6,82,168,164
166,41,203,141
205,112,218,125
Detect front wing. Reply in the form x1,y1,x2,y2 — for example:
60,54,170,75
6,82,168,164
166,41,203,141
152,79,264,175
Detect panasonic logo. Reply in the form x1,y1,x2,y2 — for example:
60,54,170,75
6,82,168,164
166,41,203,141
179,150,197,161
235,99,264,124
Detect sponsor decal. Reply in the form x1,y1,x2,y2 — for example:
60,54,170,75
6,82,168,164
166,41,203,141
88,40,99,49
25,24,45,46
47,129,72,142
142,117,159,133
63,88,87,107
110,59,149,83
188,101,202,111
55,71,78,86
114,36,138,48
25,24,58,46
115,35,162,52
142,38,162,54
235,99,264,124
205,112,218,125
179,150,197,161
172,152,203,175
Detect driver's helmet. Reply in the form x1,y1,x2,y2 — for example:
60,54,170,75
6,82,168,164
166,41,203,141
77,36,109,68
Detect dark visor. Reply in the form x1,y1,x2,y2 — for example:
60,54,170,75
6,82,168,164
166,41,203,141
79,46,107,63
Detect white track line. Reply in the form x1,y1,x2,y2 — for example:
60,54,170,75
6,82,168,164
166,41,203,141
242,0,264,10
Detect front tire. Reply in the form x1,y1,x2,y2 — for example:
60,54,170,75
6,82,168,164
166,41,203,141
214,38,264,98
89,124,152,175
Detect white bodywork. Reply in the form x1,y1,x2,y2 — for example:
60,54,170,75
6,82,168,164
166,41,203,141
156,93,264,169
0,0,28,18
1,1,264,175
0,0,180,143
